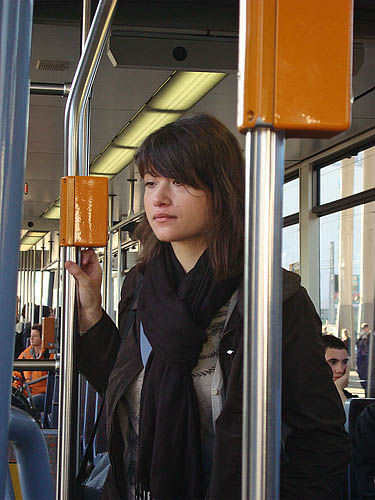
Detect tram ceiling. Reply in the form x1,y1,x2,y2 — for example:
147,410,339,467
22,0,375,232
32,0,240,34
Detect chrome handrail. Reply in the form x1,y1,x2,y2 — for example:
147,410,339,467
13,360,59,371
58,1,118,499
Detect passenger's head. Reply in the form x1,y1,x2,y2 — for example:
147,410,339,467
341,328,349,339
134,114,245,280
30,324,42,348
361,323,369,333
322,335,349,382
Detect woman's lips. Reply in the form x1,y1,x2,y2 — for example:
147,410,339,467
153,213,176,222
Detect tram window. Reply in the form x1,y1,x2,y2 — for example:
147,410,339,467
283,176,299,217
35,271,52,306
319,201,375,340
319,146,375,205
282,223,300,272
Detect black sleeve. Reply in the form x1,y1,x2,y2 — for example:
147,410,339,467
280,288,351,499
77,266,139,396
352,403,375,499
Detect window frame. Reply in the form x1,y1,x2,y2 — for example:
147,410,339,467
312,137,375,217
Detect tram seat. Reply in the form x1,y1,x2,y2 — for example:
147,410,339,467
344,398,375,500
42,372,57,428
51,371,59,428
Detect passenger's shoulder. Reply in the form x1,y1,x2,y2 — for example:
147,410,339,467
120,265,143,304
282,268,301,302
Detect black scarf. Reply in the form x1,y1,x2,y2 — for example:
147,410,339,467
136,243,240,500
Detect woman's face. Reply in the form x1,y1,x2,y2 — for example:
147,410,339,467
143,173,211,248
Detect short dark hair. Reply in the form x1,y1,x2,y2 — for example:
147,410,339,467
31,324,42,336
134,114,245,281
322,334,348,352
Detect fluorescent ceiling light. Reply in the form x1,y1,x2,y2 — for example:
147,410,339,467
90,71,226,175
20,231,48,251
38,70,227,220
41,198,60,219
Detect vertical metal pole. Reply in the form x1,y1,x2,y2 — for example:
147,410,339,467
106,233,114,317
127,178,137,216
242,128,285,500
329,241,335,325
24,253,27,321
82,0,92,49
26,251,31,322
0,1,34,497
106,196,114,318
39,241,45,323
79,0,92,178
17,254,21,318
56,244,61,347
20,252,25,319
22,252,26,320
57,1,118,499
23,252,27,321
29,250,33,320
116,229,122,326
49,238,53,265
29,251,33,321
31,246,36,325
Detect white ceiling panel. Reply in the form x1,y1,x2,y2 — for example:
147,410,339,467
23,201,55,219
30,24,80,82
23,180,60,203
28,104,65,153
25,152,64,180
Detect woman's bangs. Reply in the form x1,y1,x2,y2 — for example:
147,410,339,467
138,143,201,188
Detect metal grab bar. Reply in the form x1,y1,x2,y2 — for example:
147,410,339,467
58,1,118,499
13,360,58,371
9,407,54,500
30,82,71,96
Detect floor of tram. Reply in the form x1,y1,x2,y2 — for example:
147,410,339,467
348,369,366,397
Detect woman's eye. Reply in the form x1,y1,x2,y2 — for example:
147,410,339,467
144,181,154,187
173,180,183,186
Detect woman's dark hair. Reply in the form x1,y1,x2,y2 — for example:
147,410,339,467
134,114,245,280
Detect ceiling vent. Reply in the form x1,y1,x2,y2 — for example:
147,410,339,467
36,59,70,72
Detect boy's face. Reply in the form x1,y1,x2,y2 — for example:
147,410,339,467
30,329,42,347
325,348,349,381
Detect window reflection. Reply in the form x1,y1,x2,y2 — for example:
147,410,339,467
282,223,300,272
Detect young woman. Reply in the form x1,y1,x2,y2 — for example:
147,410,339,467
67,114,350,500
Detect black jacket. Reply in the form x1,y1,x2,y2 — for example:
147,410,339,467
352,402,375,499
78,268,350,500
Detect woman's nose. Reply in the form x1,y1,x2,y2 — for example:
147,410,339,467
153,184,171,206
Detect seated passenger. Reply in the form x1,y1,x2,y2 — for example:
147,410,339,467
322,334,357,405
13,324,53,411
